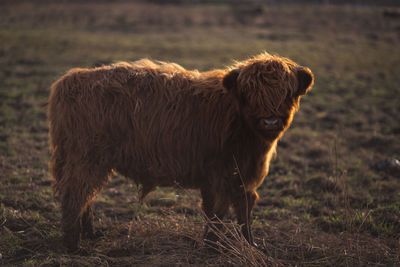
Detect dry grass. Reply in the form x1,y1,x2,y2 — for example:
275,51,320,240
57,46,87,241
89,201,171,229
203,217,272,266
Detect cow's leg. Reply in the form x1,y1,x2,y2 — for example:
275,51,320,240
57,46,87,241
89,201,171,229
200,186,230,244
56,164,109,252
81,203,95,239
51,150,83,252
60,186,85,252
232,190,259,246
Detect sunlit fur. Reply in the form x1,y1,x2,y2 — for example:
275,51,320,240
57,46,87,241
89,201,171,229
48,52,314,251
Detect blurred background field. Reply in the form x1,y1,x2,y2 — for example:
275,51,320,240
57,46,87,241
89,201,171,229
0,0,399,265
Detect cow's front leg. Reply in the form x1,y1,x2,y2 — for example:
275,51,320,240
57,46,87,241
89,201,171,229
200,186,230,246
232,190,259,247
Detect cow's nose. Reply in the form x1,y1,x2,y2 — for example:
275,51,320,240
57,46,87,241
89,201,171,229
263,119,278,126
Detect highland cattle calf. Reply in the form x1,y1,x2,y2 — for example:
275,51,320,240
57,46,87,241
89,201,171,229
48,53,314,252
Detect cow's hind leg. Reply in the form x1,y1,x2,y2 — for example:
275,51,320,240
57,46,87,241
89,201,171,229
81,203,95,239
51,149,81,252
60,186,85,252
81,202,104,240
56,165,109,252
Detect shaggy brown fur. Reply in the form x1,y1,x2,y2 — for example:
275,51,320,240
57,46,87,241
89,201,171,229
48,52,314,252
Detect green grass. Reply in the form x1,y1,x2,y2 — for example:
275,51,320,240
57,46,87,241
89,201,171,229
0,1,399,266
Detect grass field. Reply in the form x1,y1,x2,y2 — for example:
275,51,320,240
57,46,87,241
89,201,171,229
1,1,400,266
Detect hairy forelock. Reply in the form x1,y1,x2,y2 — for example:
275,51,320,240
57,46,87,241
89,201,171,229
234,52,299,115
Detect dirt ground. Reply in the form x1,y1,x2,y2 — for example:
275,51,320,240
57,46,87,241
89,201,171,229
1,1,400,266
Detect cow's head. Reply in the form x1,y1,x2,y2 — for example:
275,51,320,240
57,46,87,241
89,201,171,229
223,53,314,140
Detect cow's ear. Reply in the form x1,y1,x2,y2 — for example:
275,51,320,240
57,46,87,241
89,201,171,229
223,69,240,91
296,67,314,96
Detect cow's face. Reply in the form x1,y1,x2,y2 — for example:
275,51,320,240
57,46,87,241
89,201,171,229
223,56,314,140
